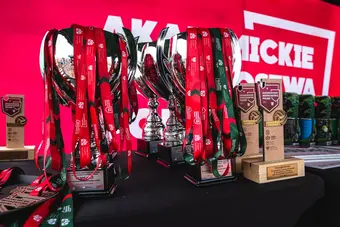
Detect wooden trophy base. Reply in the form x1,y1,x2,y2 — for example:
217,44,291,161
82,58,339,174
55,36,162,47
232,153,263,173
67,163,117,198
0,146,35,161
135,138,162,158
156,143,191,168
243,157,305,184
185,159,237,187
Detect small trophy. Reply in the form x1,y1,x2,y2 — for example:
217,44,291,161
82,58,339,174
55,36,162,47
0,94,35,161
40,25,137,197
243,79,305,184
135,42,164,158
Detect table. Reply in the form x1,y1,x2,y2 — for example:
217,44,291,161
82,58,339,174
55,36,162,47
306,167,340,227
0,156,324,227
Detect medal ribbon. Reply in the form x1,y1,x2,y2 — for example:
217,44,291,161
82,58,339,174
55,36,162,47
95,27,118,152
129,82,139,123
210,28,235,158
39,29,62,172
183,28,204,163
197,33,209,161
220,28,247,157
119,38,132,176
85,27,105,165
199,28,222,161
72,25,91,168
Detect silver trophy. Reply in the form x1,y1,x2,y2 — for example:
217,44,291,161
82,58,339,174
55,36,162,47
39,26,137,196
134,42,165,157
143,33,189,167
158,27,242,184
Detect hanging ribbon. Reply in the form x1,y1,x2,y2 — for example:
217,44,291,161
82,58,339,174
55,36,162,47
183,28,204,164
119,38,132,177
220,28,247,157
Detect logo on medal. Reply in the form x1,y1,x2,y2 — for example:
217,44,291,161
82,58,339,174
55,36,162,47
33,215,42,222
76,28,83,34
87,39,94,45
104,100,113,113
193,111,201,124
1,96,23,117
190,33,196,39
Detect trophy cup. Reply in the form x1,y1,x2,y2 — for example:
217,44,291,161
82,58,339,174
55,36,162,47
157,27,245,185
134,41,185,167
134,42,164,157
39,25,137,197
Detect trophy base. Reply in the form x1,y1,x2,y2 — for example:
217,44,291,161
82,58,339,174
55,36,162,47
299,142,316,147
243,157,305,184
157,143,191,168
284,142,300,146
67,163,116,198
332,140,339,145
316,141,332,146
136,138,162,158
232,153,263,173
0,146,35,161
184,159,236,187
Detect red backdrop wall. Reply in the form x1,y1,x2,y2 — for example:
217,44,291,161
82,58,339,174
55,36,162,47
0,0,339,153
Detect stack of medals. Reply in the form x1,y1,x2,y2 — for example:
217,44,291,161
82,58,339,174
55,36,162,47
331,97,340,145
314,96,332,145
283,92,300,146
298,95,316,146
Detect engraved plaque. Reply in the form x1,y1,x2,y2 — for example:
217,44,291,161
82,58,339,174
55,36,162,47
267,163,298,180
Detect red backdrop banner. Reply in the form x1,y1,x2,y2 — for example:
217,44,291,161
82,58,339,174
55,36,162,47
0,0,339,152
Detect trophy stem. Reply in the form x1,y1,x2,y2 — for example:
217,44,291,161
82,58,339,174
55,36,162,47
144,95,164,141
164,95,182,146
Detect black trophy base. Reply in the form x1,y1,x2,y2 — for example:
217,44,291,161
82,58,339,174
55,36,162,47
333,140,339,145
185,159,237,187
67,163,116,198
157,143,191,168
136,138,162,158
299,142,316,147
316,141,332,146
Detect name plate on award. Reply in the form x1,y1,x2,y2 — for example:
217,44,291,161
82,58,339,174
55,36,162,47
267,163,298,180
68,170,105,191
67,164,116,197
200,159,232,180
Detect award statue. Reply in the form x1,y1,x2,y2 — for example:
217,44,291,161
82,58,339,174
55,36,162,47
135,42,165,157
39,25,137,196
0,95,35,161
158,27,246,185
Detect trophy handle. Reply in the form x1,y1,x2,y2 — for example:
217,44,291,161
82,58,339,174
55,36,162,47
119,27,138,85
39,31,49,80
156,27,173,94
227,29,242,88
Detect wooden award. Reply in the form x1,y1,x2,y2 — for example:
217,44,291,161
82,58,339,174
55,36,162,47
243,79,304,184
0,94,34,161
233,83,263,173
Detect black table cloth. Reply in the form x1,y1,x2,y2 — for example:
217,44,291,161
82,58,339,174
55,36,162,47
305,167,340,227
0,156,324,227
